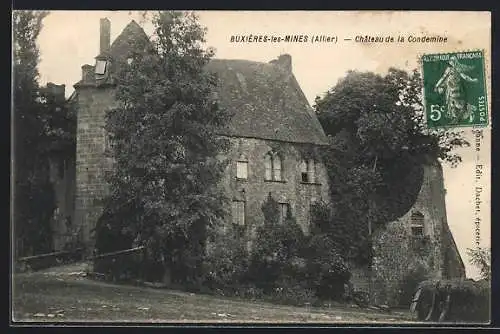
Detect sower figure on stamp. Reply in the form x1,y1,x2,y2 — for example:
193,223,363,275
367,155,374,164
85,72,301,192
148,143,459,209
434,56,478,124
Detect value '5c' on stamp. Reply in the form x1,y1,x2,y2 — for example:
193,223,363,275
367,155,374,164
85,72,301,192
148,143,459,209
421,50,488,128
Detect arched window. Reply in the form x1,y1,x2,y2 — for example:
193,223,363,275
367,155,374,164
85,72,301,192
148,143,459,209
278,202,291,224
301,159,316,183
410,211,425,237
264,152,283,181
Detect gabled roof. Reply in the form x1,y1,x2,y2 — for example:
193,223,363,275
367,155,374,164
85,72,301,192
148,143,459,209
97,20,151,61
206,59,329,145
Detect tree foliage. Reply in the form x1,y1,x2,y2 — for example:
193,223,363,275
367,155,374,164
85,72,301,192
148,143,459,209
13,10,62,257
467,247,491,281
313,69,469,264
99,11,231,283
316,69,469,167
310,200,372,265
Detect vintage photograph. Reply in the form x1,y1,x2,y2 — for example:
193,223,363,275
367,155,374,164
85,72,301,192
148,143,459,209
11,10,491,324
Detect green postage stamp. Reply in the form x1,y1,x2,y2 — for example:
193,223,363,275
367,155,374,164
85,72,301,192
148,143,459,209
421,50,488,128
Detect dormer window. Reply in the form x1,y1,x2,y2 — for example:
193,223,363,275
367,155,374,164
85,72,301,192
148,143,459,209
95,60,107,75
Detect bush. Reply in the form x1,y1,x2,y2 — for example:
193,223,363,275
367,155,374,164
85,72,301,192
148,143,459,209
202,226,249,291
247,220,307,293
304,234,351,301
246,194,308,293
442,279,490,322
93,247,145,282
92,207,140,280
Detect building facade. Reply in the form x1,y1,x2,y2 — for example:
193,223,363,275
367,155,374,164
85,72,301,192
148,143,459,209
67,19,330,249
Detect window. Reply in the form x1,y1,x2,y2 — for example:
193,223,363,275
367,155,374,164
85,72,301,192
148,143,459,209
307,159,316,183
265,154,272,180
273,155,282,181
410,211,425,237
301,159,316,183
265,152,283,181
232,201,246,226
236,161,248,179
279,203,290,224
95,60,107,75
309,198,318,225
301,160,308,182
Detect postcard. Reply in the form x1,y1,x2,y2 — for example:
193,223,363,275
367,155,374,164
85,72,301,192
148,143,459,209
12,10,491,325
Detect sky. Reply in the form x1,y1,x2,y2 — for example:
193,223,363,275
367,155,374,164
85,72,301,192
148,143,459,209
35,10,491,279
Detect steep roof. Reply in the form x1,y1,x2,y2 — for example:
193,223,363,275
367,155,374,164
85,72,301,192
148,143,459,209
75,20,329,146
207,59,329,145
98,20,151,61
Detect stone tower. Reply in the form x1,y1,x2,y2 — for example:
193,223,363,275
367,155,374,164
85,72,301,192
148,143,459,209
73,19,150,249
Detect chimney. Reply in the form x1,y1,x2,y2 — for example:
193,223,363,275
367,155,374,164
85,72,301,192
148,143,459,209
82,64,94,83
99,18,111,55
46,83,66,102
270,54,292,72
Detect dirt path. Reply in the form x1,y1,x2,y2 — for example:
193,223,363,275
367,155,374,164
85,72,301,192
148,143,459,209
12,263,415,324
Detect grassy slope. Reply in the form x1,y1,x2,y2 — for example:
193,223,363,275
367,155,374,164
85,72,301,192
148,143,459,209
12,263,413,324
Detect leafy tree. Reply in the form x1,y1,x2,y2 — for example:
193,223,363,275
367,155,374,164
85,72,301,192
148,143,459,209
13,10,56,257
99,11,231,284
310,200,372,265
467,247,491,281
313,69,469,264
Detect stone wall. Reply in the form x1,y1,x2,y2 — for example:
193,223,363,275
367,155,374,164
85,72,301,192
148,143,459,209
442,222,467,279
74,87,116,249
350,162,465,307
48,155,76,250
219,137,330,247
